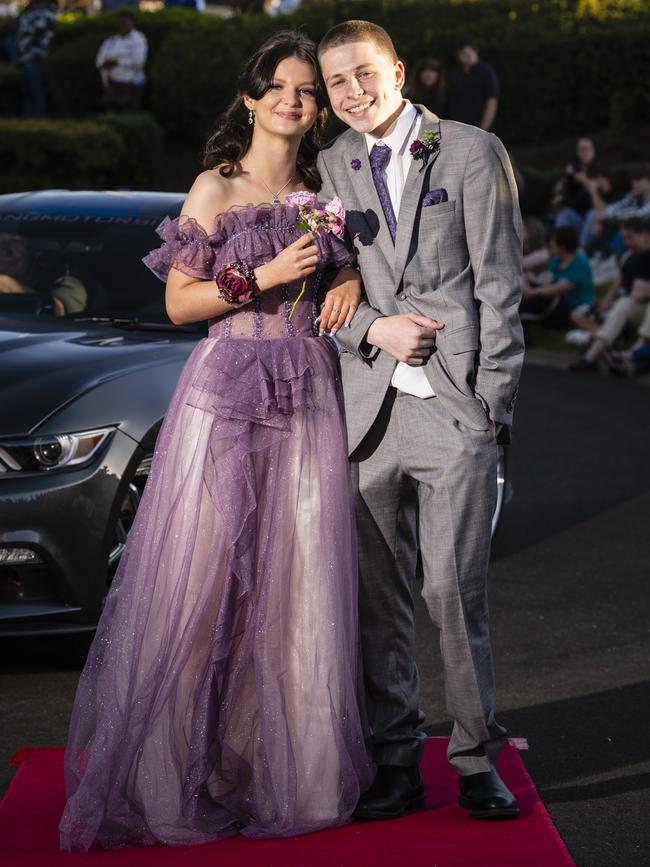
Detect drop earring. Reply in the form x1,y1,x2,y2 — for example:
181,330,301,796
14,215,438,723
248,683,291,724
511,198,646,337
248,109,254,126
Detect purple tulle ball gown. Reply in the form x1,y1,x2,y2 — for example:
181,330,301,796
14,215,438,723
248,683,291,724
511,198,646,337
58,201,374,852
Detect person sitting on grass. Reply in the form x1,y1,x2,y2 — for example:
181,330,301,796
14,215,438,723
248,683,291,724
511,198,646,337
596,217,650,314
520,225,595,338
580,164,650,260
570,221,650,372
522,217,551,288
552,136,602,233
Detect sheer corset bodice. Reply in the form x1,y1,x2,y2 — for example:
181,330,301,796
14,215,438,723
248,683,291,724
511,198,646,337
143,202,351,339
207,277,322,340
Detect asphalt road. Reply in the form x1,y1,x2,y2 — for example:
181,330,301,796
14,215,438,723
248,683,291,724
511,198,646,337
1,360,649,866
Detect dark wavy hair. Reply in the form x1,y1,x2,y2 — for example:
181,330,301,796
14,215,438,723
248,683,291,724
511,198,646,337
203,31,327,192
404,57,446,111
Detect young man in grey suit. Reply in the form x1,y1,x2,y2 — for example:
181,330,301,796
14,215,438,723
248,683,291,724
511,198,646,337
317,21,524,820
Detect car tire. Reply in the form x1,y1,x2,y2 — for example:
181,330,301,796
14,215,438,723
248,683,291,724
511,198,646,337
107,454,153,587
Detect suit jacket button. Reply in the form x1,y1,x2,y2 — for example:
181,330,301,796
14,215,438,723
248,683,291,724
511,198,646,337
398,293,406,300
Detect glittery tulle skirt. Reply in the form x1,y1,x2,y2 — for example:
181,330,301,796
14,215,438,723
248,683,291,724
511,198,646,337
59,335,373,852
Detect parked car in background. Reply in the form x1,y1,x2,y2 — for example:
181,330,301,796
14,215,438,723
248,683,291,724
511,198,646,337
0,190,206,636
0,189,510,637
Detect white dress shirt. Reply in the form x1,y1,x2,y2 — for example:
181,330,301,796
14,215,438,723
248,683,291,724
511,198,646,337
364,100,436,399
96,30,148,86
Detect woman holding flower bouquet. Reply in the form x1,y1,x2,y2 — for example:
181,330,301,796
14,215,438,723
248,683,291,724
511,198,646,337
59,31,373,853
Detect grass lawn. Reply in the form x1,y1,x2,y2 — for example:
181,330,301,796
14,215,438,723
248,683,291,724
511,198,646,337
524,323,583,353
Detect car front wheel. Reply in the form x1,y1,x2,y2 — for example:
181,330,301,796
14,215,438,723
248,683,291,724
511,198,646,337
107,455,152,585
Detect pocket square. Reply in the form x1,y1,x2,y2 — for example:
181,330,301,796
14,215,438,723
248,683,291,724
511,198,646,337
423,188,448,207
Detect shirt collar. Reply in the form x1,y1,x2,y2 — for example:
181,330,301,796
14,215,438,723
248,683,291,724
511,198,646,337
364,100,420,156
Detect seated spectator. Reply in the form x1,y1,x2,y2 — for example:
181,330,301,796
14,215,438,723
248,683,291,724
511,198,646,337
522,217,550,287
520,225,594,334
403,57,446,116
597,217,650,313
446,36,498,131
580,163,650,262
570,220,650,372
552,137,607,233
95,12,147,112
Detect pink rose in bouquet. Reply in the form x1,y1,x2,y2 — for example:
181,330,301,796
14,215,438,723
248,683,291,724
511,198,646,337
285,190,318,208
325,196,345,220
325,197,345,236
287,192,348,319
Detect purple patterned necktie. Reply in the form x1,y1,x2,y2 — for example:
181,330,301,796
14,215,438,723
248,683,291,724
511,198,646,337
369,143,397,242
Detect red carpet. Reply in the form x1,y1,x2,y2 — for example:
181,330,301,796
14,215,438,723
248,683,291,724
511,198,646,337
1,738,574,867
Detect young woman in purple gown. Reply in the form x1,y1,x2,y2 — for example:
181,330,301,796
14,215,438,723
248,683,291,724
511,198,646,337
59,31,373,852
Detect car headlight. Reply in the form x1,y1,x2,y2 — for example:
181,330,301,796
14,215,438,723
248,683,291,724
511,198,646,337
0,427,114,474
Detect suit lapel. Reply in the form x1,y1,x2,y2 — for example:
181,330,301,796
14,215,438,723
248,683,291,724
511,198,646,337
343,132,395,274
394,107,441,285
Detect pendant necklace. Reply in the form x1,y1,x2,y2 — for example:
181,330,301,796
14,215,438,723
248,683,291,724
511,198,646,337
258,175,294,204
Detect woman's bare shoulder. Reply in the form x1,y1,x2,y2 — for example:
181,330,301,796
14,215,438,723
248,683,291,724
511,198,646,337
181,169,232,233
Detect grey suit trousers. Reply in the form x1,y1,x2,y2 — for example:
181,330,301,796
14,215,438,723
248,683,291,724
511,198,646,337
351,388,506,775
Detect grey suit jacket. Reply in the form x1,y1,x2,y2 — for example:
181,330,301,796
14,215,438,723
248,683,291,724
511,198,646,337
317,106,524,455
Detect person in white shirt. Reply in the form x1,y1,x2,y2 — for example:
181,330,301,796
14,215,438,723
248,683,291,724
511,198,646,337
361,98,437,398
95,12,147,111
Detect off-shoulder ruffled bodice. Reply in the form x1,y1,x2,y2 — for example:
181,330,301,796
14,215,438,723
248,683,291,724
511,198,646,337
143,202,351,340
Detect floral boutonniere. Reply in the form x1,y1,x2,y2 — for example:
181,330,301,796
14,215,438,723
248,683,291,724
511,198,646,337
350,159,362,171
409,129,441,172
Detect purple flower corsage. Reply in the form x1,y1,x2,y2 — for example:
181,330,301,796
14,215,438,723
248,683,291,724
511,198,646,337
409,129,441,172
214,261,257,307
350,159,362,171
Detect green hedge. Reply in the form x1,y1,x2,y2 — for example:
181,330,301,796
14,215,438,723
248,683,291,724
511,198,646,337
0,63,22,117
94,112,164,187
0,114,163,193
146,4,650,147
1,1,649,190
42,8,197,118
26,1,648,147
0,119,125,193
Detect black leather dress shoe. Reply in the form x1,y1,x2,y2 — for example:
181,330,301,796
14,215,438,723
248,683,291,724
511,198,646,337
353,765,426,820
459,768,520,819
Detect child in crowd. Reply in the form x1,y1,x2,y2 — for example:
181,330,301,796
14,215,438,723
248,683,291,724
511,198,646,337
520,226,595,338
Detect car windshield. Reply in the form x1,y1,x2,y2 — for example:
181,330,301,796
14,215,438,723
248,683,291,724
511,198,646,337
0,212,201,330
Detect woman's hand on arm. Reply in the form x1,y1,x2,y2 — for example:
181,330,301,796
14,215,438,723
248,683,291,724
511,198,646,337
317,266,361,336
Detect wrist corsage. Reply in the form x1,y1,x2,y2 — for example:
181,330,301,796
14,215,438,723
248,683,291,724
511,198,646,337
214,262,258,307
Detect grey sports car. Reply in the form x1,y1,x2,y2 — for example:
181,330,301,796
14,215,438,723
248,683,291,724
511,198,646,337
0,190,508,637
0,191,205,635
